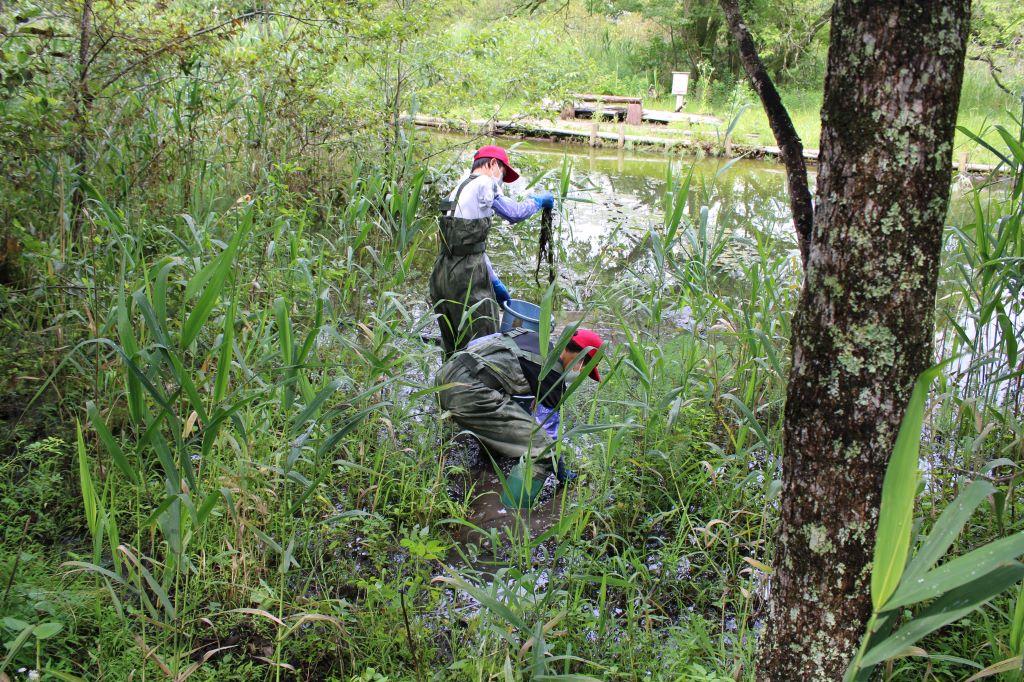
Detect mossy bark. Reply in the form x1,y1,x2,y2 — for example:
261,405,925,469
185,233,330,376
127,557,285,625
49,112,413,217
757,1,970,679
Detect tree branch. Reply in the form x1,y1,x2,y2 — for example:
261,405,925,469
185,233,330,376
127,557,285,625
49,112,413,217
776,7,832,77
718,0,816,263
967,54,1015,97
98,12,257,90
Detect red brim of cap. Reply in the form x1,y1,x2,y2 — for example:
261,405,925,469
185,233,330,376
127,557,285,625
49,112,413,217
587,352,600,381
501,164,520,184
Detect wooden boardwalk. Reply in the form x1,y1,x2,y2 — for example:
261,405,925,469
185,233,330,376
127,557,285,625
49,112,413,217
411,113,1001,175
413,113,811,163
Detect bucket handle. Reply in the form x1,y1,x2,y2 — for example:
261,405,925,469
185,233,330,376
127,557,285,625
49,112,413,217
502,300,542,325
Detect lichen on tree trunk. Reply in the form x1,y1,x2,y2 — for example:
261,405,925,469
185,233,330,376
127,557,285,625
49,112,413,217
756,1,971,679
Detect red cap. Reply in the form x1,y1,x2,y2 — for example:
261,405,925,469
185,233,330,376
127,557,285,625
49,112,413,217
473,145,520,183
570,328,604,381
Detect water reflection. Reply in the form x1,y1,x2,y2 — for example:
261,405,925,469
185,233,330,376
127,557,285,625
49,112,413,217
501,141,805,251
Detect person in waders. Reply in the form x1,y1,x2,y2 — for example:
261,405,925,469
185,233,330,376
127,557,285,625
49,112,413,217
436,328,604,509
429,145,555,357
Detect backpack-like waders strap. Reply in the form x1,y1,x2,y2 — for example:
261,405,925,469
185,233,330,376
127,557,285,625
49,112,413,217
438,175,493,258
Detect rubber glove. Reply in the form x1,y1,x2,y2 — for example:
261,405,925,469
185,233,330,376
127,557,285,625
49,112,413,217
530,191,555,210
491,277,511,305
534,404,560,440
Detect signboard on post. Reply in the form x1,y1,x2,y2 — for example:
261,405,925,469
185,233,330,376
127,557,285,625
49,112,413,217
671,71,690,112
671,71,690,95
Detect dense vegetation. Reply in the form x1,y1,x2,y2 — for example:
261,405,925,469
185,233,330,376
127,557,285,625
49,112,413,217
1,1,1022,679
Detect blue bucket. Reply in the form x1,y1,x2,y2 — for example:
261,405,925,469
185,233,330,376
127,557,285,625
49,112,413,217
500,299,550,333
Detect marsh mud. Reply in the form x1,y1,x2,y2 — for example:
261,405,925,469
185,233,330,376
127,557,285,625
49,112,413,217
440,433,569,572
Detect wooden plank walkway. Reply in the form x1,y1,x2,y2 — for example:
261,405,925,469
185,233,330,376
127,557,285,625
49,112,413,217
411,114,1001,174
413,113,810,162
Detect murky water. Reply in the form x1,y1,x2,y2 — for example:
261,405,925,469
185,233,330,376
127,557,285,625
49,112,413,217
427,133,804,254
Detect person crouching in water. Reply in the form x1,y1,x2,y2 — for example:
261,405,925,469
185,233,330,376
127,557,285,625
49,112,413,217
429,145,555,357
436,327,604,509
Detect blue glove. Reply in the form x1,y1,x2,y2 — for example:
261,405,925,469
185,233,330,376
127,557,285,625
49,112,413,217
492,278,511,305
534,404,560,440
530,191,555,210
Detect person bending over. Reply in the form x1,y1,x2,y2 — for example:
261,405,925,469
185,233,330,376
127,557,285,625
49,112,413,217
436,327,604,508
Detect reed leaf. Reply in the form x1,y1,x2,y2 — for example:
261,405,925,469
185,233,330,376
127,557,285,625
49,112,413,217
871,364,945,611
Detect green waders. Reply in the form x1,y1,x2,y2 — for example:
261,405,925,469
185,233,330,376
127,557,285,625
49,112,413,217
428,175,500,357
436,331,557,508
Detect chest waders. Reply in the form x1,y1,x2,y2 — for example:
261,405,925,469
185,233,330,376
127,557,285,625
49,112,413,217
436,328,558,508
428,175,500,357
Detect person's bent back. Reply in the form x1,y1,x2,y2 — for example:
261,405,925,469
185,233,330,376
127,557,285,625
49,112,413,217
436,328,603,508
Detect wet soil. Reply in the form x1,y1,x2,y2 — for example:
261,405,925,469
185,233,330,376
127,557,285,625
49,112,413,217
442,434,568,572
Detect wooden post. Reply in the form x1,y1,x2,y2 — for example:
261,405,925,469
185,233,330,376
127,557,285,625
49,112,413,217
626,102,643,126
675,95,685,112
618,122,625,149
958,151,969,175
590,122,599,147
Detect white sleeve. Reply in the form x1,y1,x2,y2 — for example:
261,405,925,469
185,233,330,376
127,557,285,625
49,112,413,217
476,177,498,216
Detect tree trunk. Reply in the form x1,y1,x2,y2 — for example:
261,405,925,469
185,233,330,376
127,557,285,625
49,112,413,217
757,1,970,680
719,0,814,263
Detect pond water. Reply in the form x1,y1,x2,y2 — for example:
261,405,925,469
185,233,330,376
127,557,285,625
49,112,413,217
426,132,805,259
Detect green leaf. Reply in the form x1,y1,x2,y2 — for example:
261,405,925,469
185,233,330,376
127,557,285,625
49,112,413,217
2,617,29,631
185,248,227,300
196,489,220,526
1011,581,1024,656
901,479,994,585
86,401,139,484
888,531,1024,610
76,421,98,536
213,291,236,404
290,378,342,437
133,289,171,349
433,574,528,631
998,312,1018,371
181,248,233,349
537,321,582,383
956,126,1012,167
861,563,1024,668
871,364,944,611
32,621,63,639
141,494,179,529
317,402,388,457
994,125,1024,166
0,623,34,671
41,671,88,682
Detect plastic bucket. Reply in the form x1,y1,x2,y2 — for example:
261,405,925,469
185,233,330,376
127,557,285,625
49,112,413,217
500,299,550,333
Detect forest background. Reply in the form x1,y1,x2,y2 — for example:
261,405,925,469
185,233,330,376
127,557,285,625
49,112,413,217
1,0,1023,680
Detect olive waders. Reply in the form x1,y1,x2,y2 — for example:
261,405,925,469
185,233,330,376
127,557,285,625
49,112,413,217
429,175,500,357
436,329,558,508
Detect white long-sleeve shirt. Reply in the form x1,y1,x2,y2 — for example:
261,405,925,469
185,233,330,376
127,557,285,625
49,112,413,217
448,174,539,223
